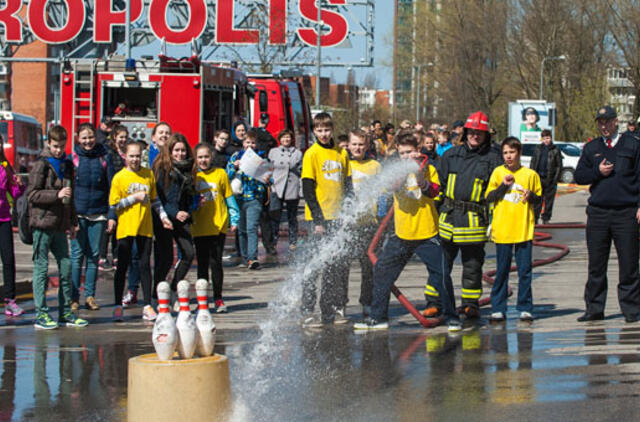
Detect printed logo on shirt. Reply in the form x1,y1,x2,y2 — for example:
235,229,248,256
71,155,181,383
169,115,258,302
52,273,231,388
126,182,150,195
321,160,343,182
197,180,218,201
503,183,525,204
351,169,371,192
402,173,422,200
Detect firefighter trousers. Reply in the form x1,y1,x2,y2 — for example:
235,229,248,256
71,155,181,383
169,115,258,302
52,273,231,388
425,239,485,309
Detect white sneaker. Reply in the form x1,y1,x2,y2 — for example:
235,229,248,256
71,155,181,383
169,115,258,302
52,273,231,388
333,307,349,325
519,311,534,322
353,317,388,331
490,312,505,322
142,305,157,321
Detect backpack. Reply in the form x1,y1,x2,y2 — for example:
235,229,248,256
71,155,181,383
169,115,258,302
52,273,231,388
16,194,32,245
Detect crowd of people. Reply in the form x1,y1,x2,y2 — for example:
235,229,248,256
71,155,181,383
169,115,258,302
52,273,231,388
1,103,636,331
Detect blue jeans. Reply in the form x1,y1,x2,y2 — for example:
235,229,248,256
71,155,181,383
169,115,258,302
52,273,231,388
238,199,262,262
71,219,105,300
370,235,458,322
32,230,71,316
491,241,533,314
128,242,140,291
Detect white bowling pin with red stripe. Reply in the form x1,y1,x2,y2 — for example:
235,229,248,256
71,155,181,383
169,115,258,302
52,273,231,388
195,279,216,357
152,282,177,361
176,280,197,359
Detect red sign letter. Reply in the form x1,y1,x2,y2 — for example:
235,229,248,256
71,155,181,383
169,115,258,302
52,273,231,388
28,0,85,44
269,0,286,45
0,0,22,43
149,0,207,45
94,0,143,43
216,0,259,44
297,0,348,47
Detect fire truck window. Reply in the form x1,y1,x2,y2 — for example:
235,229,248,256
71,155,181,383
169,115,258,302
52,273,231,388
203,90,221,140
104,87,158,120
0,122,7,144
287,84,306,138
220,92,233,130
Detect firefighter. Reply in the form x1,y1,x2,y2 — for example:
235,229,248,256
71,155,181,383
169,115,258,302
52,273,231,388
423,111,502,319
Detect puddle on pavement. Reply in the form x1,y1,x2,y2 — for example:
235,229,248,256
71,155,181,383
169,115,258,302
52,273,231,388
2,323,639,421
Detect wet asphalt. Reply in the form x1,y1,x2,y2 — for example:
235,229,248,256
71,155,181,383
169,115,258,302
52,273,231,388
2,188,640,421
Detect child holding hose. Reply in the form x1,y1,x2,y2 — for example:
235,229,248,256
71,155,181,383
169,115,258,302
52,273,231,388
485,137,541,322
354,132,461,331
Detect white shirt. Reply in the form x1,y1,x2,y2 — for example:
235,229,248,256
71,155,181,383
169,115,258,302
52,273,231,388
603,132,620,148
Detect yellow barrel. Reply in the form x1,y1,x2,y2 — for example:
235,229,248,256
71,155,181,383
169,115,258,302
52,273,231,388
128,353,231,422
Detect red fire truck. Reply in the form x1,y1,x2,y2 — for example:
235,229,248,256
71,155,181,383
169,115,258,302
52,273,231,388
0,111,43,172
248,75,312,151
59,55,251,152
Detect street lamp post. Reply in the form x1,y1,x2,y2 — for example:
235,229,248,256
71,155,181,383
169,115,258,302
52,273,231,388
539,55,566,100
316,0,322,108
415,64,421,123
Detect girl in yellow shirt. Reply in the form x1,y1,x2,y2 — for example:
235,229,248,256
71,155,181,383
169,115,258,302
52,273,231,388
108,141,172,322
192,144,239,313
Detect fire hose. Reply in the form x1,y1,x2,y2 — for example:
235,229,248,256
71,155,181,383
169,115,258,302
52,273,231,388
366,170,585,328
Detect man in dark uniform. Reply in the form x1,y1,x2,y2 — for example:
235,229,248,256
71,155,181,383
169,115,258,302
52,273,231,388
423,111,502,319
574,105,640,322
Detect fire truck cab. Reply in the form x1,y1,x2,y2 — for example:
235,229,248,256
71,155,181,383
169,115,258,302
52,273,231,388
0,111,43,171
60,55,251,153
248,75,312,151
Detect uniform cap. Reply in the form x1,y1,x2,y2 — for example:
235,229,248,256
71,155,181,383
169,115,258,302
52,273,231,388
595,105,617,120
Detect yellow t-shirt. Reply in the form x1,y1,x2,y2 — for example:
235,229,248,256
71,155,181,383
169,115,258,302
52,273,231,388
301,142,350,221
393,164,440,240
191,168,233,237
351,158,382,221
109,167,158,240
485,165,542,244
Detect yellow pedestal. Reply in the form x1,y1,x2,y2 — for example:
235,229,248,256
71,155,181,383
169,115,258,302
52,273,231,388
128,353,231,422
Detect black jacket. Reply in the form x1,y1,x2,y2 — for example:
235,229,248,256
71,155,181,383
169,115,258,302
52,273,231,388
530,143,563,184
575,133,640,208
155,164,196,223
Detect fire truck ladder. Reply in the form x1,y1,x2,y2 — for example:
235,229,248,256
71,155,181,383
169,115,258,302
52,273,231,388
71,61,94,138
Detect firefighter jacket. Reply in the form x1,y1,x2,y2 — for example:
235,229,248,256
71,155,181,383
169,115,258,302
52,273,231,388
437,141,502,244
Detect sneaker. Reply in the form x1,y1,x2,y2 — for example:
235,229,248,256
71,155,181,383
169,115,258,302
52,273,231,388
85,296,100,311
70,301,80,312
353,317,389,331
112,305,124,322
215,299,228,313
122,290,137,308
362,305,371,318
447,319,463,332
301,314,327,329
289,244,297,252
34,313,58,330
248,260,260,270
490,312,506,322
4,299,24,316
422,306,442,318
60,312,89,328
333,307,349,325
142,305,157,321
519,311,534,322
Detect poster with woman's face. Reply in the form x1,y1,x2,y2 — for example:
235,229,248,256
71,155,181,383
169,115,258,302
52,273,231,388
520,107,541,142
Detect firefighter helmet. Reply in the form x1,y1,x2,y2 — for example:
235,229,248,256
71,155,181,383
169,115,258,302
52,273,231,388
464,111,490,132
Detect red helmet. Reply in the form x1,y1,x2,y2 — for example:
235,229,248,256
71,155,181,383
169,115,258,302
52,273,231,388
464,111,490,132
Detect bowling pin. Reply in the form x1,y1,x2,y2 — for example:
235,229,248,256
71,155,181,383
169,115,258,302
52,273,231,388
176,280,197,359
195,279,216,357
152,282,178,361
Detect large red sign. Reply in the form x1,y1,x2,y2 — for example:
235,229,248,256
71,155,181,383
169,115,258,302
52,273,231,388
0,0,349,46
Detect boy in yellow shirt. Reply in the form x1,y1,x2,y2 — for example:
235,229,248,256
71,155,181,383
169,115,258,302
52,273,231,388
301,112,352,327
347,129,382,317
354,132,461,331
485,137,542,322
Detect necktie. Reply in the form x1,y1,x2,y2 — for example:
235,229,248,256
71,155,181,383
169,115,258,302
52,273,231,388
606,138,612,148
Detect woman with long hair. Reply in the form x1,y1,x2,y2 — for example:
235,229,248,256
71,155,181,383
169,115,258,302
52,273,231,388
152,133,197,295
0,136,25,316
